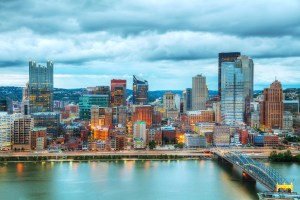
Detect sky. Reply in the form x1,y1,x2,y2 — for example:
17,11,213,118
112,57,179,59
0,0,300,90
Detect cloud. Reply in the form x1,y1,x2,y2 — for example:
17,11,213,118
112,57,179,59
0,0,299,90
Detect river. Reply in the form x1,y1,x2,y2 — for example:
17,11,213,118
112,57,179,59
0,160,299,200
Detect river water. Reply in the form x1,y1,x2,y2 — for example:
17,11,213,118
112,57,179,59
0,160,299,200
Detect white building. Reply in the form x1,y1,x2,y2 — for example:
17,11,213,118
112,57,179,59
133,120,147,148
192,74,208,110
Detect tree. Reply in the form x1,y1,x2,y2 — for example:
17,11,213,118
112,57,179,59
149,140,156,150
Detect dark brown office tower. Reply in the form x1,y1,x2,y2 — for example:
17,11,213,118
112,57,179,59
111,79,126,106
260,80,283,131
218,52,241,98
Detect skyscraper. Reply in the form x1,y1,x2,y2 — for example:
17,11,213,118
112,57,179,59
29,60,53,114
133,120,147,149
0,98,13,114
111,79,127,106
235,56,254,100
79,95,110,120
235,55,254,125
192,75,208,110
260,80,284,131
0,113,14,150
221,62,245,125
133,75,148,105
163,92,176,110
218,52,241,98
12,116,34,151
185,88,192,111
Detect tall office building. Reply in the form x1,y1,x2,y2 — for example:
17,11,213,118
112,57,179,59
133,120,147,149
12,115,34,151
87,86,110,95
133,75,148,105
32,112,60,138
0,113,14,150
0,98,13,114
260,80,284,131
235,56,254,100
221,62,245,125
235,55,254,125
132,105,153,127
111,79,126,106
186,88,192,111
218,52,241,98
29,60,53,114
79,95,110,120
192,75,208,110
163,92,176,110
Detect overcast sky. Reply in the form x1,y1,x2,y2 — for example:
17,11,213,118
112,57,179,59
0,0,300,90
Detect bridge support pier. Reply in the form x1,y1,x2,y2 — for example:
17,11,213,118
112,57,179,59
242,171,255,182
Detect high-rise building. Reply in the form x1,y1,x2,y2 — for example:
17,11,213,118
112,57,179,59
87,86,110,96
133,120,147,149
163,92,176,110
29,60,53,114
283,100,299,115
0,112,14,150
133,75,148,105
175,94,181,111
0,98,13,114
91,107,113,128
235,56,254,100
132,105,153,127
111,79,126,106
221,62,245,125
32,112,60,138
79,95,110,120
185,88,192,111
12,116,34,151
218,52,241,98
192,75,208,110
260,80,284,131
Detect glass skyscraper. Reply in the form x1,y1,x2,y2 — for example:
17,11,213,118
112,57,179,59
133,75,148,105
111,79,127,106
218,52,241,98
79,95,110,120
221,62,245,125
185,88,192,111
29,60,53,114
235,56,254,100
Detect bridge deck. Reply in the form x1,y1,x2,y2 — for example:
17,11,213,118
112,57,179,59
213,148,293,193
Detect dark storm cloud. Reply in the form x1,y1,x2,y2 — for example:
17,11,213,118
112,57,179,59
0,60,24,68
1,0,299,37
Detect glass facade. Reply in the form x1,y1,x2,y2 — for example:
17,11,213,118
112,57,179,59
218,52,241,98
221,62,245,125
111,80,126,106
32,112,60,138
185,88,192,111
79,95,110,120
29,61,53,114
133,75,148,105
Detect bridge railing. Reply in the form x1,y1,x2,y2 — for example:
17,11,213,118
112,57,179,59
213,148,291,192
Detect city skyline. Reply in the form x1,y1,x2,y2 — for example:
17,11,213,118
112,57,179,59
0,0,300,90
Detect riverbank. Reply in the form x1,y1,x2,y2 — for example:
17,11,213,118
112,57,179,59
0,154,206,162
269,150,300,162
0,150,271,162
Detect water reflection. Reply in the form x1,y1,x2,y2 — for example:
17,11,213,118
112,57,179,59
0,161,298,200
